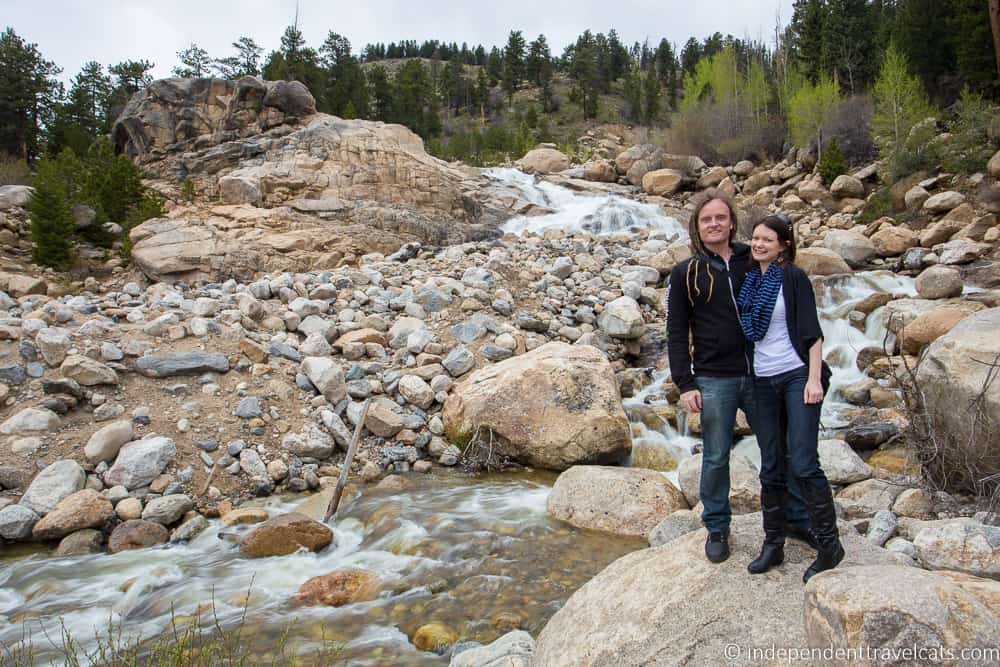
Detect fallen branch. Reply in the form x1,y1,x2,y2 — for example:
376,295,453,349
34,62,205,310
325,399,371,523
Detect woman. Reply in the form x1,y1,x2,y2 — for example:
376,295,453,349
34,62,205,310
736,213,842,583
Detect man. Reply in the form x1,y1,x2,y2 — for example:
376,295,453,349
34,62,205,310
666,189,813,563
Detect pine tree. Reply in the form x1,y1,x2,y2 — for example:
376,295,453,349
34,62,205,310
214,37,263,78
0,28,62,163
950,0,999,95
643,70,661,123
486,47,502,86
654,39,678,110
108,59,154,116
48,61,112,155
526,35,551,86
894,0,955,97
367,65,392,120
622,68,642,122
569,31,601,118
680,38,702,77
29,153,75,269
173,43,212,78
789,0,827,84
501,30,526,107
821,0,876,93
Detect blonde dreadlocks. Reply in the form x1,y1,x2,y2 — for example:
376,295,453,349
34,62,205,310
684,188,738,306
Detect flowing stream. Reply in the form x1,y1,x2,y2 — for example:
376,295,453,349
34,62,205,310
1,171,910,665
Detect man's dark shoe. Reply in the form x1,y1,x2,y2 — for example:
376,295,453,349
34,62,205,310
786,522,818,549
705,529,730,563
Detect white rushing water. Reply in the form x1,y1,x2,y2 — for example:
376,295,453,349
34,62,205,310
487,168,688,240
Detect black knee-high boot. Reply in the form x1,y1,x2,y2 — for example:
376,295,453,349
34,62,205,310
748,490,785,574
802,482,844,583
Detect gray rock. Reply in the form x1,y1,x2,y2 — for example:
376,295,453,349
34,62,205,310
647,509,702,547
136,352,230,378
451,319,487,344
35,327,72,366
234,396,262,419
597,296,645,339
239,449,268,479
320,411,352,448
481,343,514,361
0,364,26,385
844,422,897,450
913,518,1000,577
300,357,347,404
818,439,872,484
141,494,194,525
283,423,334,459
443,345,475,376
170,514,209,542
0,504,40,540
867,510,898,547
19,460,86,515
104,436,176,490
449,630,535,667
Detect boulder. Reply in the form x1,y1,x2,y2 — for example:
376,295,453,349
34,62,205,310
795,247,851,276
516,147,570,174
818,439,872,485
104,436,176,490
916,309,1000,487
546,466,687,537
135,352,230,377
300,357,347,404
59,354,117,386
532,513,894,666
0,407,60,435
107,519,169,553
646,509,701,547
31,489,114,541
641,169,683,196
913,518,1000,578
398,374,435,409
54,529,104,556
898,306,976,354
822,230,876,268
614,144,659,175
804,565,1000,665
450,630,535,667
442,342,631,471
677,453,759,512
239,512,333,557
922,190,965,214
914,265,963,299
830,174,864,199
0,184,33,209
292,570,380,606
0,504,40,540
742,172,772,195
141,494,194,526
583,159,617,183
596,296,644,339
870,226,917,257
18,459,86,516
920,218,965,247
836,478,904,518
696,166,728,189
35,327,71,366
84,419,134,463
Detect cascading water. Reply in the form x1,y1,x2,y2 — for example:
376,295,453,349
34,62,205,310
487,168,688,240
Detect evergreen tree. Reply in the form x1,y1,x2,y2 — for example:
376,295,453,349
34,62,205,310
0,28,61,163
440,54,467,112
894,0,954,97
367,65,392,120
607,29,630,81
950,0,999,95
654,39,678,109
486,47,502,86
789,0,827,84
568,31,601,118
643,69,661,123
108,59,154,117
820,0,876,93
29,152,75,269
49,61,111,155
320,32,369,117
172,43,212,78
680,38,702,77
526,35,551,86
214,37,263,78
391,60,441,137
501,30,526,107
622,68,642,122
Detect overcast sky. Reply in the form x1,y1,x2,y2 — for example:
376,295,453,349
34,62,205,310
7,0,796,84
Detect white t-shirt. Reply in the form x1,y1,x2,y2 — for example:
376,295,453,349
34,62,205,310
754,286,806,378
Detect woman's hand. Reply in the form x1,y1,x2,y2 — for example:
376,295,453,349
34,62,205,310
804,378,824,404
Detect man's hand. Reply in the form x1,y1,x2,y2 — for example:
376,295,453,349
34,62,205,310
679,389,702,414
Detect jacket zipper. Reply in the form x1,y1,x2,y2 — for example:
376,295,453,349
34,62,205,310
722,256,752,375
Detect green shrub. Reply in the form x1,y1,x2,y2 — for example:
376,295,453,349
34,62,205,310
28,156,76,270
181,177,196,202
818,139,848,185
0,152,31,185
887,118,941,182
940,88,999,175
857,185,893,225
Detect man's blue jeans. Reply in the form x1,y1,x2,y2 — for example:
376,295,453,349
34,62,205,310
754,366,830,498
695,374,811,532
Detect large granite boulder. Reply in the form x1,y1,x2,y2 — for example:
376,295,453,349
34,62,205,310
31,489,114,541
804,566,1000,665
239,512,334,557
822,230,877,268
442,342,631,470
916,309,1000,488
677,453,760,513
532,514,894,666
103,436,176,490
796,247,852,275
546,466,687,537
516,147,570,174
18,460,86,516
912,518,1000,578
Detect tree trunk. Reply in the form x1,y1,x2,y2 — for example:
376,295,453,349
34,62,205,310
991,0,1000,81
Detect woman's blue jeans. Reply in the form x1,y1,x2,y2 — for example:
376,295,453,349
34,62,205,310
753,366,830,498
695,375,810,532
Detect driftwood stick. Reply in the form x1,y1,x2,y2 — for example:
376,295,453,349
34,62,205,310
325,399,371,523
200,462,218,496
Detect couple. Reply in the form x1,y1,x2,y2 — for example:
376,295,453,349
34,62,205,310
665,189,843,583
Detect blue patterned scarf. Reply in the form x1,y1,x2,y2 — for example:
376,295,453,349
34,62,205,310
738,263,784,342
